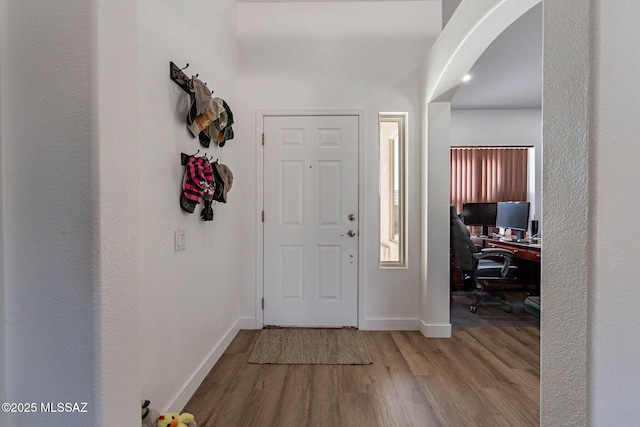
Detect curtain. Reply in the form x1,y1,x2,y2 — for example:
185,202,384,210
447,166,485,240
450,147,529,213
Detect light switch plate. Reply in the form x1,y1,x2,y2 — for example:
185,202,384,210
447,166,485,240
174,230,186,251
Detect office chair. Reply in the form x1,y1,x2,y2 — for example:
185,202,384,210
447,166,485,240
450,205,517,313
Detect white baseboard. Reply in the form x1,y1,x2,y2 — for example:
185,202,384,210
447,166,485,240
165,318,244,413
237,316,257,330
362,318,420,331
419,319,452,338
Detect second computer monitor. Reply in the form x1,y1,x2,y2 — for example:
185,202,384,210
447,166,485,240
461,202,497,236
496,201,530,240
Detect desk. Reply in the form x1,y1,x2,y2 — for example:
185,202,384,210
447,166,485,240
475,237,541,262
472,236,541,292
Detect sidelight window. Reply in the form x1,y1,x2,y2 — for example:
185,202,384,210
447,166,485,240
379,113,407,268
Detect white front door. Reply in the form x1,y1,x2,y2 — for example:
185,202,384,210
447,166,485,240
263,115,359,327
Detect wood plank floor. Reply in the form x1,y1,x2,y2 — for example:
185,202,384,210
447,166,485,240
183,327,540,427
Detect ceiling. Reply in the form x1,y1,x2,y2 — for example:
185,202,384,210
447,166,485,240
450,3,543,110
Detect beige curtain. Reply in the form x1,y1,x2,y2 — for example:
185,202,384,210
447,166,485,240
450,147,529,213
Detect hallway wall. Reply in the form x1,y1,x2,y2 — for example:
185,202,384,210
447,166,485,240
1,0,246,422
137,0,248,412
1,1,101,425
588,0,640,423
0,13,5,423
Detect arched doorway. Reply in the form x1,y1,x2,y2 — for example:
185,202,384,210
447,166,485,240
420,0,590,424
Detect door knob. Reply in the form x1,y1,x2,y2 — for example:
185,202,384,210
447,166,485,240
348,214,356,221
340,230,356,237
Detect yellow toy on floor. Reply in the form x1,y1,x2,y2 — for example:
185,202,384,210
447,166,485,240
157,412,196,427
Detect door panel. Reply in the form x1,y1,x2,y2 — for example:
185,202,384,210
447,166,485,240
280,245,304,299
317,245,341,299
263,115,358,327
280,161,304,226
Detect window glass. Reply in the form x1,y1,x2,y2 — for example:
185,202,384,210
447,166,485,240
379,114,407,267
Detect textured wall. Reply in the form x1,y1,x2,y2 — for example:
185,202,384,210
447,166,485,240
94,0,141,423
0,7,5,424
541,1,590,425
1,0,143,424
1,0,242,422
1,1,97,425
590,0,640,424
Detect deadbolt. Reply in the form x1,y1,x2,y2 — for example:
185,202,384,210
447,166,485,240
348,214,356,221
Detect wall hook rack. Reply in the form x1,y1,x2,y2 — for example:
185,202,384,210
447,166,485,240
180,150,201,166
170,61,192,94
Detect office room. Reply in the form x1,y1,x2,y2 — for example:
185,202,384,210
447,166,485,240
447,3,543,328
0,1,639,426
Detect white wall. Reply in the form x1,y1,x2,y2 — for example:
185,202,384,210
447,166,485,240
1,0,244,423
540,0,640,424
542,0,590,424
422,102,453,337
450,108,542,222
237,1,442,330
590,1,640,424
442,0,463,27
95,0,141,423
137,0,248,413
1,0,142,424
0,11,5,424
0,2,99,425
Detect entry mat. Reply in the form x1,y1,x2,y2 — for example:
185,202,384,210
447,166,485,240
248,328,372,365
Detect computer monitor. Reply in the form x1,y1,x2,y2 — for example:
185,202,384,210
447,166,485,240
461,202,497,237
496,201,530,241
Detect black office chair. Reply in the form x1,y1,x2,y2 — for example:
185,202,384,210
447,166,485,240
450,205,517,313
